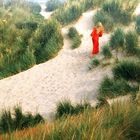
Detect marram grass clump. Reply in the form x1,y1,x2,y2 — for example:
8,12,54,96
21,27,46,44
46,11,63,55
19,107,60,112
99,76,139,98
125,31,139,55
46,0,64,12
94,10,114,32
2,99,140,140
56,100,91,118
135,15,140,35
113,61,140,83
102,44,112,59
0,106,44,134
110,28,125,50
68,27,81,49
88,58,100,69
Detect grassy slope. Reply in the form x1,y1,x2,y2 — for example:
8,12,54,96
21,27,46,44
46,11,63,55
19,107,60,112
0,0,140,139
0,1,63,79
2,95,140,140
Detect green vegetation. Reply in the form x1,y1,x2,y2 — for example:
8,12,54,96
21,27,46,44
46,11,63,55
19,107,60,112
0,1,63,79
68,27,81,49
136,15,140,35
89,58,100,69
46,0,64,11
30,19,63,63
53,0,104,25
0,106,44,134
94,10,114,32
53,2,82,25
15,21,38,31
99,76,139,98
0,0,139,139
102,0,137,25
56,100,91,118
2,99,140,140
113,61,140,83
102,44,112,58
108,28,139,58
94,0,138,32
28,1,41,15
99,59,140,99
125,31,139,55
110,28,125,50
68,27,78,38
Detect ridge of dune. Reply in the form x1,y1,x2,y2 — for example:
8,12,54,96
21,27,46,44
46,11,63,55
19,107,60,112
0,6,111,119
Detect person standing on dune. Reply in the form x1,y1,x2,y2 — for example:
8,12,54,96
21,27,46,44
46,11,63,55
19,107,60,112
90,22,104,57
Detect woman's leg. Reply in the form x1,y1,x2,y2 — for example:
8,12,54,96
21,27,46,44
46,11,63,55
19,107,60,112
92,39,99,54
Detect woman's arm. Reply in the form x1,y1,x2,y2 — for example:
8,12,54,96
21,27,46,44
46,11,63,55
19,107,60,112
99,31,103,37
90,28,96,37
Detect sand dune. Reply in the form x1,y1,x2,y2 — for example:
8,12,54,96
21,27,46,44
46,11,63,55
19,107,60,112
0,3,139,119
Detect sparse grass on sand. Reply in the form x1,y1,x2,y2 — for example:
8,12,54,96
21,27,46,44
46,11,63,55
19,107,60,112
68,27,81,49
2,98,140,140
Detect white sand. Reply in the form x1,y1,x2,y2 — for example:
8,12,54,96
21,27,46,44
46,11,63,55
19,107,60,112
0,9,110,119
135,3,140,15
40,3,53,19
0,3,139,119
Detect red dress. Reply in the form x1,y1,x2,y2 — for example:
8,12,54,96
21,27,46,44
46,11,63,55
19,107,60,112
90,27,103,54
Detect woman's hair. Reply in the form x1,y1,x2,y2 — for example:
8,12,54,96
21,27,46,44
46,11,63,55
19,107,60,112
96,22,103,28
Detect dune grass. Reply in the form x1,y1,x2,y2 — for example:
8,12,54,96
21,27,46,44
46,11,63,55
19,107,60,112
94,0,138,32
125,31,139,55
68,27,81,49
99,60,140,99
99,76,139,98
94,10,114,32
56,100,91,118
113,61,140,83
52,0,104,25
88,58,100,69
110,28,125,50
30,19,63,63
1,99,140,140
102,0,138,25
46,0,65,11
0,106,44,134
0,1,63,79
135,15,140,35
101,44,112,59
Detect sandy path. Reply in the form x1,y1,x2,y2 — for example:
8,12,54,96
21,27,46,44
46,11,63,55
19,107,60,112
40,3,53,19
0,3,139,119
0,7,111,119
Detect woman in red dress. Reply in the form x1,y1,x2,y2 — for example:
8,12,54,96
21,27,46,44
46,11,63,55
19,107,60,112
90,22,104,57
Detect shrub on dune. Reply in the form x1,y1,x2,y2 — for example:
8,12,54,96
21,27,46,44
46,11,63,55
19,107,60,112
52,1,82,25
72,36,81,49
3,100,140,140
102,44,112,59
102,0,138,25
99,76,139,98
28,2,41,15
89,58,100,69
113,61,140,83
0,2,64,79
15,21,38,31
31,19,63,63
53,3,82,25
125,31,139,55
110,28,125,50
135,15,140,35
68,27,78,39
46,0,64,12
94,10,114,32
0,107,44,134
68,27,81,49
56,100,91,118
